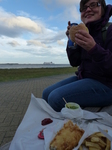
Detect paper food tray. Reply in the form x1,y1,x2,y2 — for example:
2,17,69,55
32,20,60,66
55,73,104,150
44,120,112,150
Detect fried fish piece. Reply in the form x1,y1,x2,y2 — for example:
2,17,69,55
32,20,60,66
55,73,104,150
49,120,84,150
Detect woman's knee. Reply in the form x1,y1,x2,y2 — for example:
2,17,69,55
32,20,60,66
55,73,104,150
42,88,49,102
48,91,64,112
42,82,61,101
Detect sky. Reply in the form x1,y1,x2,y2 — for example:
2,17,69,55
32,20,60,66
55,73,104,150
0,0,112,64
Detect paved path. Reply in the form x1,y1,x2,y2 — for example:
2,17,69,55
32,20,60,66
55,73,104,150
0,73,74,148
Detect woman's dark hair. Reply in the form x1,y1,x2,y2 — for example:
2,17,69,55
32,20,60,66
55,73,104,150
80,0,106,13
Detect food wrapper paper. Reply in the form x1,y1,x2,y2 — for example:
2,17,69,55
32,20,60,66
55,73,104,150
9,94,112,150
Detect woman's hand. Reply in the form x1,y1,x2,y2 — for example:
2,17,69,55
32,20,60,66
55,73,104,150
75,30,96,51
65,21,71,38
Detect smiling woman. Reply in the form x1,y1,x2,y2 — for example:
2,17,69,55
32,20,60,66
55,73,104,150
42,0,112,112
80,0,106,24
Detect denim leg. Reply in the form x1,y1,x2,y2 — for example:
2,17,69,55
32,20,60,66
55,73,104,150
47,78,112,112
42,76,78,102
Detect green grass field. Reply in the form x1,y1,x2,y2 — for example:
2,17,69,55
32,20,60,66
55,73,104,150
0,67,77,82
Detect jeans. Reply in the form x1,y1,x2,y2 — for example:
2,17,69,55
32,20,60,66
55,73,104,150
42,76,112,112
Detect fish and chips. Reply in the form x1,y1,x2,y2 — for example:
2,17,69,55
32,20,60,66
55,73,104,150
38,118,111,150
49,120,111,150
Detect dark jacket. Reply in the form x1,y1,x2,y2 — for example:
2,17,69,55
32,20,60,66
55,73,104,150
66,4,112,88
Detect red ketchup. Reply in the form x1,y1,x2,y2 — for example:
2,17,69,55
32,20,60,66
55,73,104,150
38,129,44,139
38,118,53,139
41,118,53,126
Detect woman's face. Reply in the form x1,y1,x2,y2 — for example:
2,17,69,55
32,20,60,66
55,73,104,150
81,0,102,24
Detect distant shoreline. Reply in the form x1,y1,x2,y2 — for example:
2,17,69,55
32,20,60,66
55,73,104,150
0,63,71,69
0,63,68,65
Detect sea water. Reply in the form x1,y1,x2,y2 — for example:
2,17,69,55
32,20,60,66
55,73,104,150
0,64,71,69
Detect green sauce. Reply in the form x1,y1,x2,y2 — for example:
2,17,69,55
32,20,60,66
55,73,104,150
69,105,79,109
66,104,79,109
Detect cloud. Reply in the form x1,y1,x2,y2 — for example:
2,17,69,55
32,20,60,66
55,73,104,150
57,0,80,6
41,0,81,23
65,6,80,19
57,40,65,46
0,7,67,51
0,7,67,44
57,6,80,22
0,1,75,64
0,7,42,37
40,30,66,44
27,40,47,48
41,0,80,8
26,29,67,49
7,40,20,47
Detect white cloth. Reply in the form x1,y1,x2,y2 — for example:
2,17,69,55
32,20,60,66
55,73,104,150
9,94,112,150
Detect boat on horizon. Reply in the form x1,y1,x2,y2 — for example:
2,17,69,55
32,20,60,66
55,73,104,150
43,62,55,65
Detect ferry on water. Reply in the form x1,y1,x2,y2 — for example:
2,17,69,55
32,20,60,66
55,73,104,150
43,62,54,65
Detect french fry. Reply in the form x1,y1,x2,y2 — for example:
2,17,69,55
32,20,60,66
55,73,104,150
91,137,100,142
91,136,106,146
80,131,111,150
99,142,106,148
82,139,86,144
105,138,111,150
99,138,106,146
85,141,102,149
78,145,83,150
89,147,101,150
95,131,107,138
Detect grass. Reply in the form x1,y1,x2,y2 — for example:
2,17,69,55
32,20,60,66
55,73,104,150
0,67,77,82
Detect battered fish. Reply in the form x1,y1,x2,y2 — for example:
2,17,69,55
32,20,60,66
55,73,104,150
49,120,84,150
